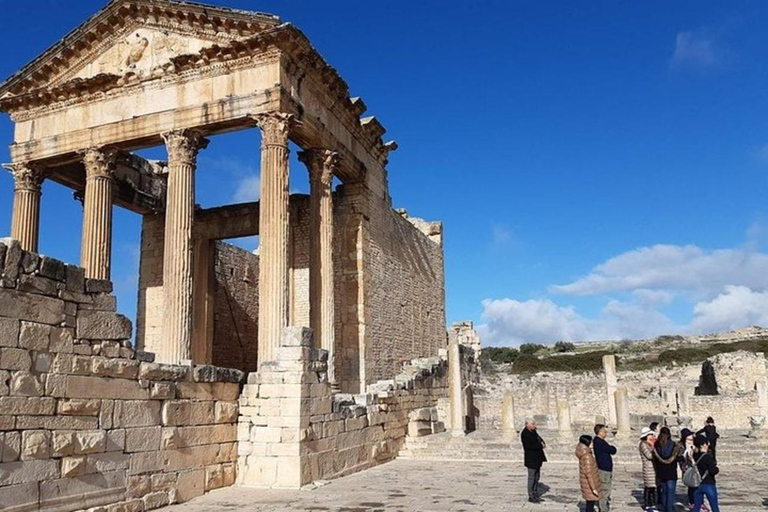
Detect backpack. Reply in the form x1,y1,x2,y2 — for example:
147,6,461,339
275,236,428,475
682,455,709,488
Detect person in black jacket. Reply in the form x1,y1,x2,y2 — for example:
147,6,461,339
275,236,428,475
696,417,720,463
592,424,616,512
653,427,680,512
521,418,547,503
692,435,720,512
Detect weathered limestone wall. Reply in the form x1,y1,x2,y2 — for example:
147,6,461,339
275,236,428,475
365,206,446,387
212,242,259,374
0,239,243,512
237,327,448,489
136,214,165,352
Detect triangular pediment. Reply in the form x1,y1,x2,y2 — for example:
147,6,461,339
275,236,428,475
0,0,280,97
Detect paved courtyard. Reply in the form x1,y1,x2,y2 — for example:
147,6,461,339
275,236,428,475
166,459,768,511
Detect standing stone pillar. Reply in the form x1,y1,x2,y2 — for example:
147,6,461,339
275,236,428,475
160,130,208,364
557,398,572,438
80,148,117,280
615,387,631,436
757,379,768,416
677,387,691,418
502,392,516,434
253,113,293,367
603,354,618,425
6,163,44,252
448,339,465,436
299,149,339,389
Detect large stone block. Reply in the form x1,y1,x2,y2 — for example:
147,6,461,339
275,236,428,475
77,310,132,340
0,459,59,486
0,318,20,347
0,347,32,371
192,365,244,383
175,382,239,401
162,424,237,449
1,431,20,462
162,400,215,426
21,430,51,460
66,375,149,400
138,362,190,381
17,274,59,297
125,427,162,453
38,256,67,282
39,470,126,511
74,430,107,454
0,396,56,415
58,398,101,416
176,468,205,503
0,481,39,511
0,289,65,325
1,239,21,286
10,371,43,396
113,400,162,428
92,357,140,379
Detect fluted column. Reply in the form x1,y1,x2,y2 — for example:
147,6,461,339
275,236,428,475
80,148,117,280
160,130,208,364
253,113,293,367
300,149,338,388
6,163,44,252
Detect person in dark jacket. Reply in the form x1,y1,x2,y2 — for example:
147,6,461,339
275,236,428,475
692,436,720,512
696,417,719,463
653,427,680,512
521,418,547,503
592,424,616,512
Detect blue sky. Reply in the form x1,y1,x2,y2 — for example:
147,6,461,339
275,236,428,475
2,1,768,346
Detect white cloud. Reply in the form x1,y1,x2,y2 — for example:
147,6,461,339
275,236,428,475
757,144,768,165
233,175,260,203
478,239,768,346
198,155,260,203
551,244,768,297
690,286,768,333
478,297,676,346
670,30,718,70
492,224,514,244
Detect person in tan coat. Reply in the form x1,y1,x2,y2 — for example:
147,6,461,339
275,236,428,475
575,434,601,512
638,427,657,511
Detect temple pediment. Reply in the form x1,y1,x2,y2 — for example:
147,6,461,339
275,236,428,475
0,0,280,97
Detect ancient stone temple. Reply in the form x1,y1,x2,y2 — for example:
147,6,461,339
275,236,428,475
0,1,465,510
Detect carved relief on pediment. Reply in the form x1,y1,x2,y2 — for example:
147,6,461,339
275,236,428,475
71,28,214,81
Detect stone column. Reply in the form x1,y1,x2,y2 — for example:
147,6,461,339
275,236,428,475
757,379,768,416
603,354,618,425
448,339,465,436
299,149,338,389
253,113,293,367
6,163,44,252
615,387,631,436
501,392,516,434
80,148,117,280
160,130,208,364
557,398,572,438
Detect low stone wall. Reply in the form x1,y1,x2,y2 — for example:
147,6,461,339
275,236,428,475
0,239,243,512
237,327,448,488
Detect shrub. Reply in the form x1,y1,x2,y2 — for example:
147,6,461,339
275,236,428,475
511,351,611,374
519,343,547,355
553,341,576,353
480,347,520,365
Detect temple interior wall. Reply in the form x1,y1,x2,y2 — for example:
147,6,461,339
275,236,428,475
365,202,446,387
212,242,259,374
0,240,242,512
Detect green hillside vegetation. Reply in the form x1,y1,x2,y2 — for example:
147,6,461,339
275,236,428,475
480,336,768,375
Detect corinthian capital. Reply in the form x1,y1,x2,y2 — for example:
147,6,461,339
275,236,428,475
299,149,339,186
251,112,295,148
161,130,209,166
81,147,118,179
3,162,45,192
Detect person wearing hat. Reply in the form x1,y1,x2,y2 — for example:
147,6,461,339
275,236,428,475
692,436,720,512
696,417,720,463
638,427,657,512
679,428,699,509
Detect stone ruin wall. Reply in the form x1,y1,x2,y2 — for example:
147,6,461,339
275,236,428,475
365,205,446,386
212,242,259,374
475,351,768,432
237,327,450,488
0,239,242,512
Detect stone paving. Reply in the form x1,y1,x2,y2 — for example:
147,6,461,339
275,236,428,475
165,459,768,511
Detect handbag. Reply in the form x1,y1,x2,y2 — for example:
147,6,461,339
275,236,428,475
682,454,709,488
